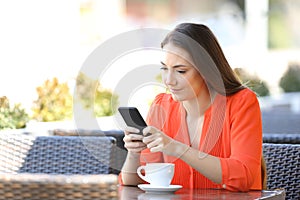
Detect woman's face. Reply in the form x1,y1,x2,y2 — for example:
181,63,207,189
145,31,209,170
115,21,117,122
161,44,206,102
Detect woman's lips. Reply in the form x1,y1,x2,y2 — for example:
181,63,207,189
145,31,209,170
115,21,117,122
169,88,182,93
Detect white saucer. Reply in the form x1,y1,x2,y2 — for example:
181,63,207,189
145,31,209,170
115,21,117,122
138,184,182,193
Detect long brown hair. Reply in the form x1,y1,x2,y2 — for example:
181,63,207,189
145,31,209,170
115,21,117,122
161,23,245,96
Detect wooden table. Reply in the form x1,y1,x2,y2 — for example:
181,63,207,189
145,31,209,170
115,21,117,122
118,186,285,200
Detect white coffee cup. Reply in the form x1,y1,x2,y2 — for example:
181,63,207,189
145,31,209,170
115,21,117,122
137,163,175,187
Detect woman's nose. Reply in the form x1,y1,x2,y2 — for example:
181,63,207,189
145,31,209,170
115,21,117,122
165,71,176,86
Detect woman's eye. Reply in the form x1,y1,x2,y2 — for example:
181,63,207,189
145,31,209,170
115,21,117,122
160,67,168,71
177,70,186,74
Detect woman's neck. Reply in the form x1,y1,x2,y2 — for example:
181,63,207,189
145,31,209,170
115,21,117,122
183,89,215,118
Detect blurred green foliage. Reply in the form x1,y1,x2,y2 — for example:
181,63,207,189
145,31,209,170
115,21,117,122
268,0,291,48
76,72,118,117
0,96,29,129
31,77,73,122
2,73,117,125
279,63,300,92
268,0,300,49
234,68,270,97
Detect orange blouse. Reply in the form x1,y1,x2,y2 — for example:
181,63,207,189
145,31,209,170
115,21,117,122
118,88,262,192
139,88,263,192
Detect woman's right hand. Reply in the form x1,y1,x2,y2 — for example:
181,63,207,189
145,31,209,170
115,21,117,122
123,126,147,153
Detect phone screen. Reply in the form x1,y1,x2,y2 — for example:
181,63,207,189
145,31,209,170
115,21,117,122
118,107,147,134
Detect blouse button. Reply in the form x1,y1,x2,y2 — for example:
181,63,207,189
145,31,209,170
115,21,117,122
222,184,226,189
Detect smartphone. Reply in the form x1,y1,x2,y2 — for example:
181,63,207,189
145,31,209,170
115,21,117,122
118,107,147,134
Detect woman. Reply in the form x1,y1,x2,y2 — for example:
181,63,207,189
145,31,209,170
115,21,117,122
120,23,264,192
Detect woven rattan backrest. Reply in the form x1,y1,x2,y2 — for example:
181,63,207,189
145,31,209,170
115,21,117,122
51,129,128,175
0,134,116,174
263,133,300,144
263,143,300,200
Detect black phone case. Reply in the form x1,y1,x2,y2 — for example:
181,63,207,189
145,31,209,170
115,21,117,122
118,107,147,133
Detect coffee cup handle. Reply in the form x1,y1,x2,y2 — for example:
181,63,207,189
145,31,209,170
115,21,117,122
137,166,149,183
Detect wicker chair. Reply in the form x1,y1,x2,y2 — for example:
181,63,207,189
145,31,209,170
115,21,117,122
0,134,119,199
51,129,126,150
263,133,300,144
0,173,118,200
51,129,128,175
0,134,116,174
263,143,300,200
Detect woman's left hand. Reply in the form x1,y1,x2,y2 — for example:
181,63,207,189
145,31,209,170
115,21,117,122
142,126,185,157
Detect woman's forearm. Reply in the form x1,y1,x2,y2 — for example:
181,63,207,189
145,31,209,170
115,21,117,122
121,152,144,186
176,143,222,184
